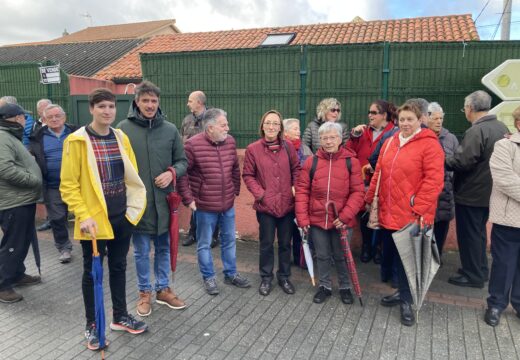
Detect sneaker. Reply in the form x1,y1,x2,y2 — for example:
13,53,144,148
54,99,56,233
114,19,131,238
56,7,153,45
313,286,332,304
14,274,41,287
136,291,152,317
110,314,148,334
36,220,51,231
224,273,251,288
156,287,186,310
59,251,72,264
339,288,354,304
203,277,219,295
85,323,109,351
0,288,23,303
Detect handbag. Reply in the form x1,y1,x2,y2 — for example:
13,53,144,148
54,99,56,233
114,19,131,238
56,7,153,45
367,136,394,230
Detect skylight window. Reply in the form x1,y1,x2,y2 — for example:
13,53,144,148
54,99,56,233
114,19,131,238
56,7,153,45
260,33,295,46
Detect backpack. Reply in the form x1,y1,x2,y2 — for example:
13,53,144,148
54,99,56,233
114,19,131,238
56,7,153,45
309,155,351,183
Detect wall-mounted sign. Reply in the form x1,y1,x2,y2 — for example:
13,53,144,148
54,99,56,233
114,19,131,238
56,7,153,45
39,65,61,84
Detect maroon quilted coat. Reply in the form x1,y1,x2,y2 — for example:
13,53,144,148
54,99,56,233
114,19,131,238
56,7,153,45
295,147,365,230
242,139,301,218
365,129,445,229
178,132,240,212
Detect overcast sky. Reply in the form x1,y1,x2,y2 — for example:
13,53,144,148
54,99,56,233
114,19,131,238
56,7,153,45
1,0,519,46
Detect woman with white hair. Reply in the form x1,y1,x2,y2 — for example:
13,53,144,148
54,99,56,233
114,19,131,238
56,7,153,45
295,122,364,304
303,98,349,153
427,102,459,257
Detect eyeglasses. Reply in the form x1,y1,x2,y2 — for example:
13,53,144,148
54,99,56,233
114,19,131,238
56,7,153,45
320,135,339,142
329,108,341,113
263,121,281,127
367,111,380,115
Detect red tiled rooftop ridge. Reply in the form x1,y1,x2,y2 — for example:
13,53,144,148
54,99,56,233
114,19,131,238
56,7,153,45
94,14,478,81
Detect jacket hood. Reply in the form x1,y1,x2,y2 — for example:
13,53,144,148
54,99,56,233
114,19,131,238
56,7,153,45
0,119,24,140
508,132,520,144
126,100,165,128
316,146,356,160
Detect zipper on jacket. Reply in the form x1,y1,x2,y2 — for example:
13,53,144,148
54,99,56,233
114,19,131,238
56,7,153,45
217,145,225,206
325,154,332,228
387,147,400,210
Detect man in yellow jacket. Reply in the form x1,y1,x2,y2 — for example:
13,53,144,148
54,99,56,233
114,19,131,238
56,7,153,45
60,88,147,351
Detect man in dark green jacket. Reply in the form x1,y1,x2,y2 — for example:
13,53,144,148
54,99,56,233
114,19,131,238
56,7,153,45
446,90,509,289
0,104,42,303
117,81,188,317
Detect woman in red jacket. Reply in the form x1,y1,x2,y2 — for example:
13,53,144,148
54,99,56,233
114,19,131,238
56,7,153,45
365,102,444,326
295,122,364,304
242,110,301,296
346,100,397,264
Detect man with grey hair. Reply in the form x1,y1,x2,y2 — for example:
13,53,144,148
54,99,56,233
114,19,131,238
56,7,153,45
446,90,508,288
29,104,76,263
178,108,250,295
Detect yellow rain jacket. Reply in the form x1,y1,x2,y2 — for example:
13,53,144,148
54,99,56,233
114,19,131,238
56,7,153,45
60,126,146,240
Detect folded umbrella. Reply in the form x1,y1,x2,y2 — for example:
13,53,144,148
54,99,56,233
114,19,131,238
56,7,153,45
294,220,315,286
31,230,41,275
90,228,107,357
392,219,441,318
166,168,182,274
326,201,363,306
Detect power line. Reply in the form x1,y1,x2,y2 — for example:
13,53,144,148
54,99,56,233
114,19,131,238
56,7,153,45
477,20,520,28
474,0,491,25
492,0,511,40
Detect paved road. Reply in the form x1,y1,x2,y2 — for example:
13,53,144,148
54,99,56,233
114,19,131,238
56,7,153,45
0,228,519,360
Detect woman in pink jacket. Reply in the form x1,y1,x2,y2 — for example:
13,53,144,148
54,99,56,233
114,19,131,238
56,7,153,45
243,110,300,296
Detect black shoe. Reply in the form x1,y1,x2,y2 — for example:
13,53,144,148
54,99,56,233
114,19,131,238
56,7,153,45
484,307,501,327
448,274,484,289
182,233,196,246
37,220,51,231
313,286,332,304
360,248,372,263
400,302,415,326
278,279,295,295
373,249,382,265
259,279,272,296
339,288,354,304
381,291,400,307
457,268,489,282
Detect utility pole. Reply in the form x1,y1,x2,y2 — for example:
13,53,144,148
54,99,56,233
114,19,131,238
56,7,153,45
501,0,512,40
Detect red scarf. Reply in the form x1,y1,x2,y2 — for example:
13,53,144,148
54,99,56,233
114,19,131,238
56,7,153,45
285,136,301,151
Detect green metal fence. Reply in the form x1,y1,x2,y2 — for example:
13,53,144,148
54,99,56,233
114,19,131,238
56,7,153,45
141,41,520,148
0,62,70,119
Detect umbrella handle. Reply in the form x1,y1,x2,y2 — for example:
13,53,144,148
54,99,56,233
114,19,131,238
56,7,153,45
325,201,339,218
168,167,177,191
90,226,100,257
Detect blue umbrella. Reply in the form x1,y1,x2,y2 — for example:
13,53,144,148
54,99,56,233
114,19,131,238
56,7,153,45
91,231,106,355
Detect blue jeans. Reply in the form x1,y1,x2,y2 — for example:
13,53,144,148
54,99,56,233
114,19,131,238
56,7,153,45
132,232,170,292
196,207,237,279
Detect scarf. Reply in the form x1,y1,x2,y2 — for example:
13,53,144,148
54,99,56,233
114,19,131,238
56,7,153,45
285,136,301,151
265,138,281,152
0,119,24,140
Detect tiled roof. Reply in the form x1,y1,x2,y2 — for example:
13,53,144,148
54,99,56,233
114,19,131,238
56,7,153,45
94,14,479,81
47,19,179,44
0,39,144,77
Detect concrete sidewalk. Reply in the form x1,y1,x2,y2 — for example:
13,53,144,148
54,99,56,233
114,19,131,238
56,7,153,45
0,228,519,360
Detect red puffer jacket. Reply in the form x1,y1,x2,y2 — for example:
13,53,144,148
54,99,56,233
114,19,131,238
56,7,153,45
365,129,445,230
295,147,365,230
178,132,240,212
242,139,301,218
346,122,396,167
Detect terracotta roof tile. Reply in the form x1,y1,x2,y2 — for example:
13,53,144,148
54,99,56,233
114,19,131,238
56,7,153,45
95,14,479,81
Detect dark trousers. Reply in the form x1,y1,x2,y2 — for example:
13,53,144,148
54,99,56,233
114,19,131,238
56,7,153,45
257,212,292,281
310,226,351,290
487,224,520,312
44,187,72,253
81,213,132,325
0,204,37,291
434,220,451,257
379,228,412,303
381,229,398,283
291,221,302,266
455,204,489,284
359,211,374,253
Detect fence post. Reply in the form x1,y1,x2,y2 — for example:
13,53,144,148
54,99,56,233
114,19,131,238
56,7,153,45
382,42,390,100
299,45,308,124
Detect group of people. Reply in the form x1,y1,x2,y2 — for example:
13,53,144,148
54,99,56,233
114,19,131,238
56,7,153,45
0,83,518,352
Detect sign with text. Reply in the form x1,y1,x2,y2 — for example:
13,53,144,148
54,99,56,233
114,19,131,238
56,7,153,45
39,65,61,84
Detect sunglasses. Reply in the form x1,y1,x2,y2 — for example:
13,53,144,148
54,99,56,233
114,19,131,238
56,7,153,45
329,108,341,113
367,111,380,115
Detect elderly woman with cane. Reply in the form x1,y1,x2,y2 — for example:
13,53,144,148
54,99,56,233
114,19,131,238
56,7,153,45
295,122,364,304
